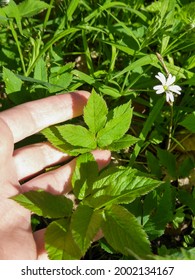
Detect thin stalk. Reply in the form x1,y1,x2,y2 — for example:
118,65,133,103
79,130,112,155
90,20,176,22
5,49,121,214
167,104,173,150
9,21,26,75
42,0,55,36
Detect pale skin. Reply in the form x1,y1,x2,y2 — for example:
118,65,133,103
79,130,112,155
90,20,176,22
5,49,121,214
0,91,111,260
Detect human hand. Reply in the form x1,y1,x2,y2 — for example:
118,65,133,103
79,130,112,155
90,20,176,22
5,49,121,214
0,91,111,259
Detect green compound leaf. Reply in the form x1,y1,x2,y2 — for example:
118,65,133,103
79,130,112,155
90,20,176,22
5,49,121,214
45,219,82,260
12,190,73,219
85,167,162,209
102,205,151,259
83,90,108,134
71,205,103,255
72,153,98,200
97,101,133,147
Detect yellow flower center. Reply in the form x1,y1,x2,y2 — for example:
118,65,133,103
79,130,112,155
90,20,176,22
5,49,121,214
163,85,168,91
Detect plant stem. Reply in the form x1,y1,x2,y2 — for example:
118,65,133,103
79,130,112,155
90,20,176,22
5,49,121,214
42,0,55,36
167,104,173,150
9,21,26,76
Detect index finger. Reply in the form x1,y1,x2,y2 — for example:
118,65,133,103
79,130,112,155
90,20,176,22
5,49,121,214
0,91,90,143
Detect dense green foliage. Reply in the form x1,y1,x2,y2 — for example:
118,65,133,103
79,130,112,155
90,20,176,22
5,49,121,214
1,0,195,259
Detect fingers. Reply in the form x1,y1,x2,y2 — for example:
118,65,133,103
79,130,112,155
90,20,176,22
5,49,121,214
21,150,111,194
14,142,71,181
0,91,90,143
0,118,14,162
33,229,48,260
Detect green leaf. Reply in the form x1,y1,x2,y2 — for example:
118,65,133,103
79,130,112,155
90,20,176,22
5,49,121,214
41,126,91,156
85,167,162,208
58,124,97,149
144,183,173,239
12,190,73,219
97,101,133,147
157,148,177,178
178,156,195,178
67,0,80,21
3,0,23,34
18,0,50,18
83,90,108,134
49,72,73,93
146,151,162,178
107,134,139,151
71,205,102,254
72,153,98,200
179,112,195,133
34,57,48,82
45,219,82,260
3,67,22,94
102,205,151,259
178,189,195,215
155,248,195,260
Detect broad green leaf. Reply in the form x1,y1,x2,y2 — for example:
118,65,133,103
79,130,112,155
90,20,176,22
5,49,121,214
97,101,133,147
71,205,102,254
83,90,108,134
179,112,195,133
49,72,73,93
41,126,91,156
178,156,195,178
12,190,73,219
18,0,50,18
85,167,162,208
107,134,139,151
72,69,95,85
157,148,177,178
3,67,22,94
102,205,151,259
3,0,22,34
58,124,97,149
45,219,82,260
155,248,195,260
72,153,98,200
178,189,195,215
146,151,162,178
34,57,48,82
98,84,121,98
144,183,173,239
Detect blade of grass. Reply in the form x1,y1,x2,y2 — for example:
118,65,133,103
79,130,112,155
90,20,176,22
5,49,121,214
26,27,79,76
9,20,26,75
129,98,165,166
82,29,94,75
67,0,80,21
41,0,55,35
83,2,127,23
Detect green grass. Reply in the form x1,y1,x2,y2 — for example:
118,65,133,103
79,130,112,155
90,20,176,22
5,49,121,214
0,0,195,260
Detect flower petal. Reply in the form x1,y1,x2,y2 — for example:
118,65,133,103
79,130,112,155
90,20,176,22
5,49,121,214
169,85,182,95
166,91,174,103
155,72,166,85
153,85,165,94
166,74,176,86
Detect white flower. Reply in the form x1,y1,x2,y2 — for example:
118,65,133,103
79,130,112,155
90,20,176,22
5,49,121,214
153,72,182,103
